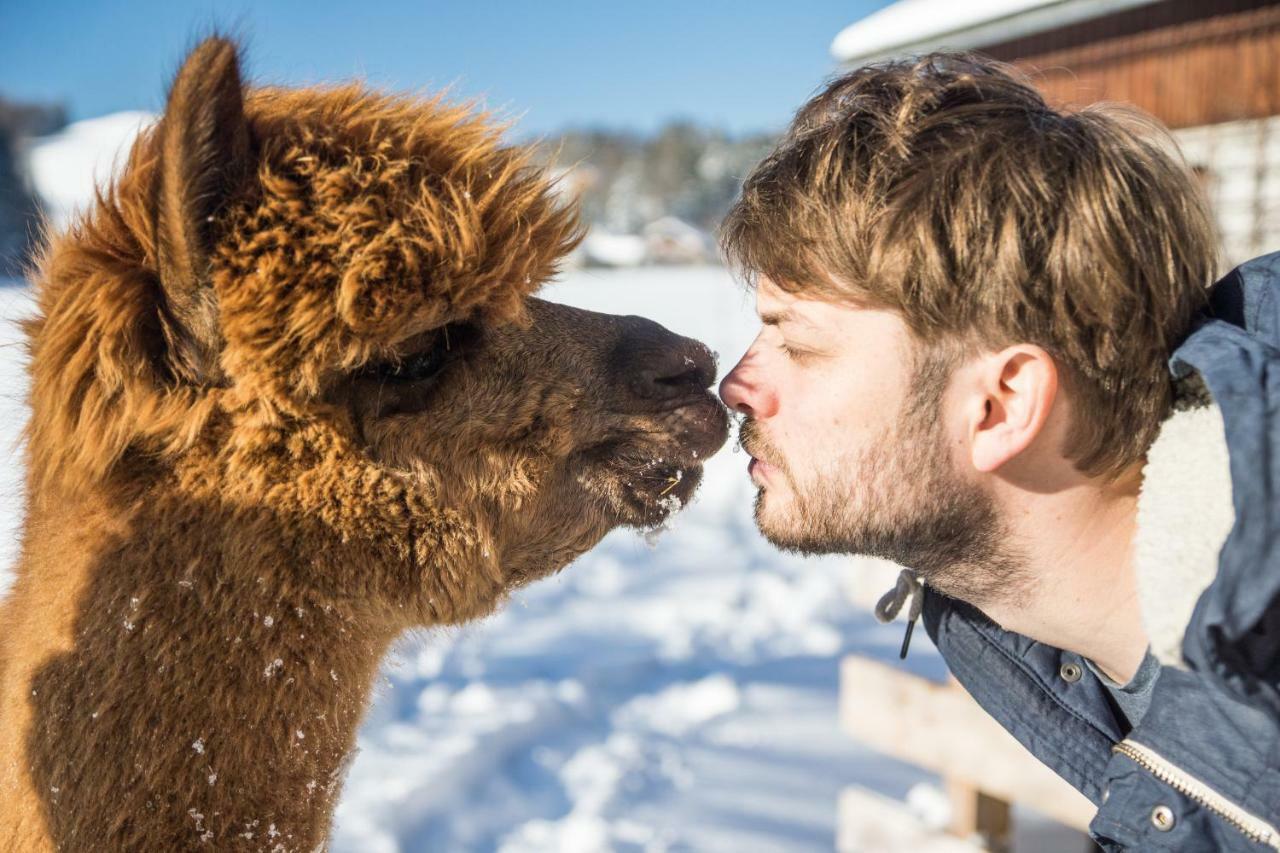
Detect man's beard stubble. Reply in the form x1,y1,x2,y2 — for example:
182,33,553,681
739,354,1028,609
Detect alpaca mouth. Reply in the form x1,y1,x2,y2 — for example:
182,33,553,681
618,455,705,517
583,392,729,526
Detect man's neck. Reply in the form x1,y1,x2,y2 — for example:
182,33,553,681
982,466,1147,683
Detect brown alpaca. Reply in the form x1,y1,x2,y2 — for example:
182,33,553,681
0,38,727,851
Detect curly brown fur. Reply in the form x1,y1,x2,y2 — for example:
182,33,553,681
0,38,726,851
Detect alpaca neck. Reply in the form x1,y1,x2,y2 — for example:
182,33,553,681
8,477,398,850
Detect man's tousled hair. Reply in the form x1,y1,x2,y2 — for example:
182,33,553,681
721,53,1219,477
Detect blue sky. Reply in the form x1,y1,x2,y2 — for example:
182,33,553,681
1,2,894,137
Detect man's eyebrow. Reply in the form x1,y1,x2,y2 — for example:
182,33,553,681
760,309,817,329
760,310,795,326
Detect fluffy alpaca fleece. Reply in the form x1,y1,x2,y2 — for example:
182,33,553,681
0,38,618,852
1133,381,1235,667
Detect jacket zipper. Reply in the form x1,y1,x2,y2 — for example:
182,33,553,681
1113,739,1280,850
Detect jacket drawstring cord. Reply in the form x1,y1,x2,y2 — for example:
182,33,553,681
874,569,923,659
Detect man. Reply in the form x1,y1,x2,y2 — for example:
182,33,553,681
718,54,1279,851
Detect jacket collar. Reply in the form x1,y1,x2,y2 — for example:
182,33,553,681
1132,376,1234,667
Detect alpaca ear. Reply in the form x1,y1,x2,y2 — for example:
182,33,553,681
153,36,250,386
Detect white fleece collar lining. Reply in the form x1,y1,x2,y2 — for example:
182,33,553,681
1133,400,1235,667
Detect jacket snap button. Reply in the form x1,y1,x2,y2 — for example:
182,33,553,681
1151,805,1176,831
1059,662,1082,683
1101,786,1111,804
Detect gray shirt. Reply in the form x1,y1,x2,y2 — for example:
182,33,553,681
1085,649,1162,731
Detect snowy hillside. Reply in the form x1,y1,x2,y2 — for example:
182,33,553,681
21,111,154,229
0,284,30,594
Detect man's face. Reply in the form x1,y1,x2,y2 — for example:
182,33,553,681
718,279,1020,604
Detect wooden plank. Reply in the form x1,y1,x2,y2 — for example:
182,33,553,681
948,781,1012,853
839,656,1096,831
837,786,985,853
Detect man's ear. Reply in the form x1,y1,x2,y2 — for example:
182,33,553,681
153,36,250,386
965,345,1058,473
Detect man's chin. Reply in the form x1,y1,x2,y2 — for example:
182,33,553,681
751,484,778,529
753,488,817,553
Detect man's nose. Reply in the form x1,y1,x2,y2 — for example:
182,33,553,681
718,356,778,418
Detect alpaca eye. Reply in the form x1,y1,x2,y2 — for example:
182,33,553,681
364,323,478,384
368,341,449,384
387,348,448,382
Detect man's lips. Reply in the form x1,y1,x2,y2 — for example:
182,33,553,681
738,419,780,483
747,456,775,483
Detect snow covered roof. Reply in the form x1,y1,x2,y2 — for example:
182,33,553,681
831,0,1164,64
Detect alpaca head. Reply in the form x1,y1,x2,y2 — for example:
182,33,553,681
25,37,729,622
335,295,731,590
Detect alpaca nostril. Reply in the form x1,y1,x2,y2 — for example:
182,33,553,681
612,315,716,405
634,345,715,401
642,367,697,398
655,367,701,389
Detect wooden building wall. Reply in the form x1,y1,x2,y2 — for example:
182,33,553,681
983,0,1280,129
